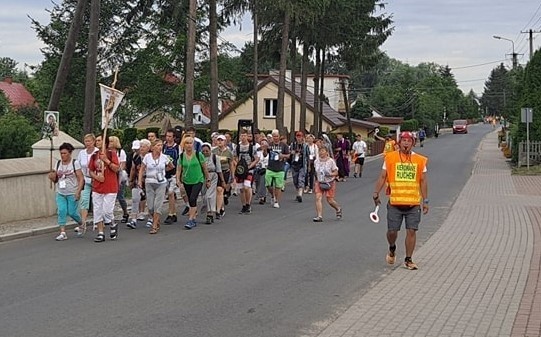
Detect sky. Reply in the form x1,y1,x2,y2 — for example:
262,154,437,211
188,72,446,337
1,0,540,96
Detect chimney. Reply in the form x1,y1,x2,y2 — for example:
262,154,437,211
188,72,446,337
4,76,13,84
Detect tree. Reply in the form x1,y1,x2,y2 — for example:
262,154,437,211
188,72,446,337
0,113,39,159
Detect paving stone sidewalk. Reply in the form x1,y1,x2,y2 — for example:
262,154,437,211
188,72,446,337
315,133,541,337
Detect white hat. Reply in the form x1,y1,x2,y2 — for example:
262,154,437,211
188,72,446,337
132,140,141,150
216,134,226,141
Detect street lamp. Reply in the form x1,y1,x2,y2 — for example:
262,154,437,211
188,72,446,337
493,35,517,69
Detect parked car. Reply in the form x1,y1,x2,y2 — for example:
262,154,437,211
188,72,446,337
453,119,468,134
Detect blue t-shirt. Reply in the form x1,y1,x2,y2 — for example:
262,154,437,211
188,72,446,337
162,143,179,178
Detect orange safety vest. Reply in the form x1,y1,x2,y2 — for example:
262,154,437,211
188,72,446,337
385,151,427,206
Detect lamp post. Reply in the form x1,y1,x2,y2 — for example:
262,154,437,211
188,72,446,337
493,35,517,69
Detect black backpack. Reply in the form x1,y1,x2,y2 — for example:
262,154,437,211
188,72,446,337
235,143,254,179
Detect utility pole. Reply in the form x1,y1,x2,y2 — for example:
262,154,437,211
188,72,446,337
520,29,541,61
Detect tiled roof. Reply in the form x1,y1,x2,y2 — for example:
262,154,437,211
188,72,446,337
366,116,404,125
0,78,37,109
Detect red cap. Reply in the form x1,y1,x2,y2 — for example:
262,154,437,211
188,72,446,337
400,131,415,140
295,131,304,137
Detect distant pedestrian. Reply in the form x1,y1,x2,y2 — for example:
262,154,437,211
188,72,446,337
351,134,367,178
372,131,429,270
234,129,259,214
176,136,210,229
48,142,84,241
212,134,234,219
254,140,269,204
418,128,426,147
138,140,174,234
201,143,223,224
76,134,98,233
266,129,290,209
109,136,129,223
88,135,120,243
304,134,318,194
312,146,342,222
333,133,351,181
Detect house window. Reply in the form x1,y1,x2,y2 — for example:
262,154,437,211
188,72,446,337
264,99,278,118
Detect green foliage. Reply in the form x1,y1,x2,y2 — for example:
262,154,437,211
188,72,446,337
0,113,40,159
123,127,138,150
0,91,12,115
401,119,418,132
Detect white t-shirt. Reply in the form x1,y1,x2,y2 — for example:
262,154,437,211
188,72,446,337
143,153,171,184
352,140,367,157
307,143,318,162
55,159,82,195
314,157,338,183
256,150,269,169
77,147,98,184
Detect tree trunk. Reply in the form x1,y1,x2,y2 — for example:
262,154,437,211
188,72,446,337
209,0,219,133
300,43,309,134
276,10,289,135
185,0,197,128
318,49,326,135
313,46,320,136
48,0,88,112
340,79,353,140
289,37,296,142
84,0,100,134
252,0,259,131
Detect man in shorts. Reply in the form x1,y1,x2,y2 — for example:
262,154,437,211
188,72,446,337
265,129,290,208
372,131,429,270
234,129,259,214
351,134,367,178
163,129,180,224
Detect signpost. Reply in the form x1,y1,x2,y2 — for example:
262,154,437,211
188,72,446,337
521,108,533,169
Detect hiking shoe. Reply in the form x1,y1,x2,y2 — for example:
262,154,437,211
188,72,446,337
296,195,303,203
386,252,396,265
239,205,247,214
110,224,118,240
205,215,213,224
312,216,323,222
273,202,280,208
55,232,68,241
164,215,174,224
121,214,129,223
245,206,251,214
94,233,105,243
127,220,137,229
336,208,343,220
404,260,418,270
184,220,197,230
181,206,190,216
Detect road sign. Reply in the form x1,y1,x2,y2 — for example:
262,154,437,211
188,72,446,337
521,108,533,123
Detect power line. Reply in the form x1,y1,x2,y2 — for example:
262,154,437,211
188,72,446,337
451,59,507,70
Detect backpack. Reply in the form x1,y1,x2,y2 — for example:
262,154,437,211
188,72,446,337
235,143,254,179
56,159,76,172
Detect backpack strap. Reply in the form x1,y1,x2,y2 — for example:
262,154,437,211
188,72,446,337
56,159,76,171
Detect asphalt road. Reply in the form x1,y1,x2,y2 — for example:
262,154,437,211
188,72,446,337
0,124,493,337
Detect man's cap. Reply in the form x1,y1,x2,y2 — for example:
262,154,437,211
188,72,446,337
295,131,304,137
211,132,219,138
400,131,415,140
132,140,141,150
216,134,226,141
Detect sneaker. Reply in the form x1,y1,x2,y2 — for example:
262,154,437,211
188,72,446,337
219,209,225,218
303,187,309,193
239,205,247,214
172,214,177,223
184,219,197,230
245,206,251,214
110,224,118,240
353,173,357,178
273,202,280,208
94,233,105,243
404,260,418,270
74,226,81,233
164,215,174,224
145,220,153,228
312,216,323,222
308,189,313,194
127,220,137,229
224,196,229,205
296,195,302,203
55,232,68,241
215,213,221,220
336,208,342,220
205,215,213,224
75,223,87,237
137,213,146,221
181,206,190,216
386,252,396,265
232,191,238,196
121,214,129,223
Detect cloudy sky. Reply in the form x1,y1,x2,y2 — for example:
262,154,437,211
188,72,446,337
1,0,540,95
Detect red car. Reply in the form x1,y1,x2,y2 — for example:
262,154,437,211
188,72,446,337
453,119,468,134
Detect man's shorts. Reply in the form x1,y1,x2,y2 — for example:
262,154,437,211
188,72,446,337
235,172,253,187
166,177,180,195
265,169,285,189
355,156,365,165
386,203,421,231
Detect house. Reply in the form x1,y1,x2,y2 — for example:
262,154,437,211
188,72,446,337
218,74,379,137
0,76,37,110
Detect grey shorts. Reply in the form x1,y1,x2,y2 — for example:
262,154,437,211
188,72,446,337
386,203,421,231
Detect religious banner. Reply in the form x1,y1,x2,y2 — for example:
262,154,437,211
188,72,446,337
99,83,125,129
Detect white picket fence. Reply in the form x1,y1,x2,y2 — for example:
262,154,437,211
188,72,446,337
518,141,541,166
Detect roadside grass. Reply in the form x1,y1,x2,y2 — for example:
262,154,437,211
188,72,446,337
511,165,541,175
